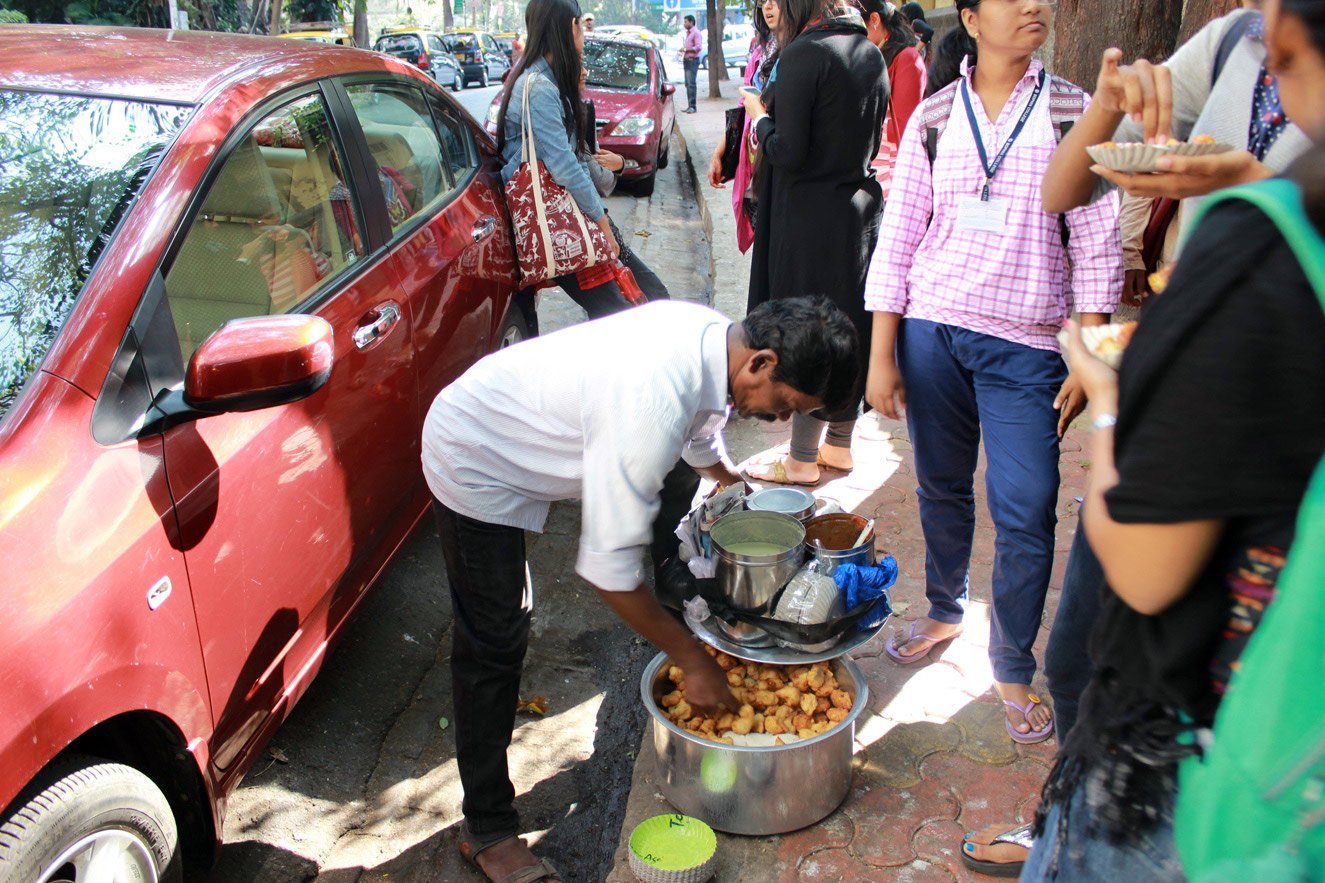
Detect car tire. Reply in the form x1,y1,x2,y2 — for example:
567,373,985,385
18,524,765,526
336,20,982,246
0,756,181,883
498,302,532,348
454,70,464,91
657,131,671,170
634,171,657,197
479,67,490,88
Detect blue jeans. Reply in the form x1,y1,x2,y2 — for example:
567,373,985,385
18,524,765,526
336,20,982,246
898,319,1066,684
1043,522,1105,739
1020,786,1184,881
683,57,699,110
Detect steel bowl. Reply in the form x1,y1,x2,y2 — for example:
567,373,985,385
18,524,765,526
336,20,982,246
643,652,868,835
745,486,816,522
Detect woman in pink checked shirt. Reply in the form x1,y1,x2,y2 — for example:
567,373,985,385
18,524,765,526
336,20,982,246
862,0,1122,744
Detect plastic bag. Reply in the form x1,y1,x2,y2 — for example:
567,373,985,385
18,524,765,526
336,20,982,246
834,557,898,632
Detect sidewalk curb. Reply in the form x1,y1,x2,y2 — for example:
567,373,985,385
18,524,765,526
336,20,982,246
672,83,749,321
669,121,717,295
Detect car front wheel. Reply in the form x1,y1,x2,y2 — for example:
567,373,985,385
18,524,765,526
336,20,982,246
0,756,181,883
498,303,531,348
479,67,490,88
454,69,464,91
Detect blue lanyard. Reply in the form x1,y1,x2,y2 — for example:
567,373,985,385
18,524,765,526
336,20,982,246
960,68,1045,201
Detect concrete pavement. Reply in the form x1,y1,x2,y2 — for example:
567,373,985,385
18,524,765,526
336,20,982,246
606,78,1081,882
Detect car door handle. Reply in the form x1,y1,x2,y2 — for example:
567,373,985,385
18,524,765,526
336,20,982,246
353,301,401,351
472,216,498,243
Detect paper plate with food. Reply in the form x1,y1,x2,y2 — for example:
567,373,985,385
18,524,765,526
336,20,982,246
1058,321,1137,369
1086,135,1235,174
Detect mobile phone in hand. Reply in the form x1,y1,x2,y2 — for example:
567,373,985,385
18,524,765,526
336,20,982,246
738,86,761,100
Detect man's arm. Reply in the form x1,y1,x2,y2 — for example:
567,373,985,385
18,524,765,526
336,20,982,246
595,586,736,712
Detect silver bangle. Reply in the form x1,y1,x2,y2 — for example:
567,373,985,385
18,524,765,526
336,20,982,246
1091,413,1118,431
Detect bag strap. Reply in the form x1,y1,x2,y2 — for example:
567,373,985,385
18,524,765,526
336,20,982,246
919,85,958,165
1212,10,1259,89
1186,179,1325,307
1046,75,1085,142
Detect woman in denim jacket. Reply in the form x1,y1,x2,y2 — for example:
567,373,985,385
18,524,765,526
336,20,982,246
494,0,629,319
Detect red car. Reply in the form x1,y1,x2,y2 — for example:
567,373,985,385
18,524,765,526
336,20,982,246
487,35,676,195
0,25,527,881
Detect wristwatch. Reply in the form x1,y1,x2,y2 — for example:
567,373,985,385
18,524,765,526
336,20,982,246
1091,413,1118,431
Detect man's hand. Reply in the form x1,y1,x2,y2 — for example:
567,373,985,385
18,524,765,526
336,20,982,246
679,651,738,714
708,139,727,189
865,358,907,420
1062,320,1121,416
1091,150,1272,201
1122,268,1150,308
1054,374,1088,438
1093,48,1173,144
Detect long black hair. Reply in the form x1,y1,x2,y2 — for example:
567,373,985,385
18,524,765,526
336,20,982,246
1281,0,1325,231
774,0,827,47
926,0,978,94
495,0,588,155
857,0,918,65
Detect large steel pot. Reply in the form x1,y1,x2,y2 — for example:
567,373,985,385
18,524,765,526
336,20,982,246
803,513,877,577
643,652,868,835
710,511,805,643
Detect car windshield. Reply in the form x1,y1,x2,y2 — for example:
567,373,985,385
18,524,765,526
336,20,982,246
376,34,422,54
584,42,650,92
0,90,189,418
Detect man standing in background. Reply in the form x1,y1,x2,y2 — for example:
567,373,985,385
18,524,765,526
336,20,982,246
682,14,701,113
583,12,595,31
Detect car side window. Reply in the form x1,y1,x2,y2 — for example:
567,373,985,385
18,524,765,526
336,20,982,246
164,93,362,360
425,93,480,188
346,84,455,234
428,35,446,54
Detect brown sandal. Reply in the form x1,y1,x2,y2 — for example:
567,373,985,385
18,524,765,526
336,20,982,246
458,824,564,882
816,451,853,474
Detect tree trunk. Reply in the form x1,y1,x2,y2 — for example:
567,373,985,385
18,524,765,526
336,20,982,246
1179,0,1239,44
268,0,281,35
353,0,367,48
1052,0,1183,89
444,1,454,31
706,0,723,98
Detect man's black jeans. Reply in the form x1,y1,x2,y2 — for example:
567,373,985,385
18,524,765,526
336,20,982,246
433,460,700,839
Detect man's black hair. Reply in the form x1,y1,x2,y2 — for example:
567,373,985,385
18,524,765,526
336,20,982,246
740,297,861,416
684,13,695,23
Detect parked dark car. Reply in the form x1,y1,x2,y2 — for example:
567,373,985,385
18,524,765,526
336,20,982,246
373,29,465,90
443,30,509,87
0,24,528,881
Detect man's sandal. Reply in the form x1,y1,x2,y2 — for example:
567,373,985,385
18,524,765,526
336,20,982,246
960,822,1034,877
1004,693,1055,744
458,825,564,883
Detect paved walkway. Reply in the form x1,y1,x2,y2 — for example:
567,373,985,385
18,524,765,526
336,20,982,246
607,79,1087,882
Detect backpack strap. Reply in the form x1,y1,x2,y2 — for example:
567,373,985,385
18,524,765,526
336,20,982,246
1047,75,1086,143
918,83,960,165
1186,179,1325,306
1212,10,1259,89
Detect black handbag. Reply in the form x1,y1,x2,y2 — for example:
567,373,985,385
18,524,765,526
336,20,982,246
719,105,745,183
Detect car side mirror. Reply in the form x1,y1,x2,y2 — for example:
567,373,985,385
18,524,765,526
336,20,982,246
186,315,334,414
662,83,675,96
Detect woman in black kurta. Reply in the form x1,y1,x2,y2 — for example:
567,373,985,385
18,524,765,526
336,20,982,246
744,7,887,483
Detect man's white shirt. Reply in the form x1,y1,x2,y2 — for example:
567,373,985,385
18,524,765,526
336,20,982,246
422,301,732,591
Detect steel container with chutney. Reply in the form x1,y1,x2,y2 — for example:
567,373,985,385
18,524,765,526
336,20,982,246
709,511,805,643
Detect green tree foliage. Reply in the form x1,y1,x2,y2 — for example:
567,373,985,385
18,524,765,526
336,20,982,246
0,9,29,21
285,0,343,25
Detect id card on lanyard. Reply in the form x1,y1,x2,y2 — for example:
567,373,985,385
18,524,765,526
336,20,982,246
955,69,1046,236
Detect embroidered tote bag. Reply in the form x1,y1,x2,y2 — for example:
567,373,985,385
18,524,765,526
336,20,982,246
504,72,613,287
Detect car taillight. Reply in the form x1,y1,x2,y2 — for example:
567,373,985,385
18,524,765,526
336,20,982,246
418,52,430,69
